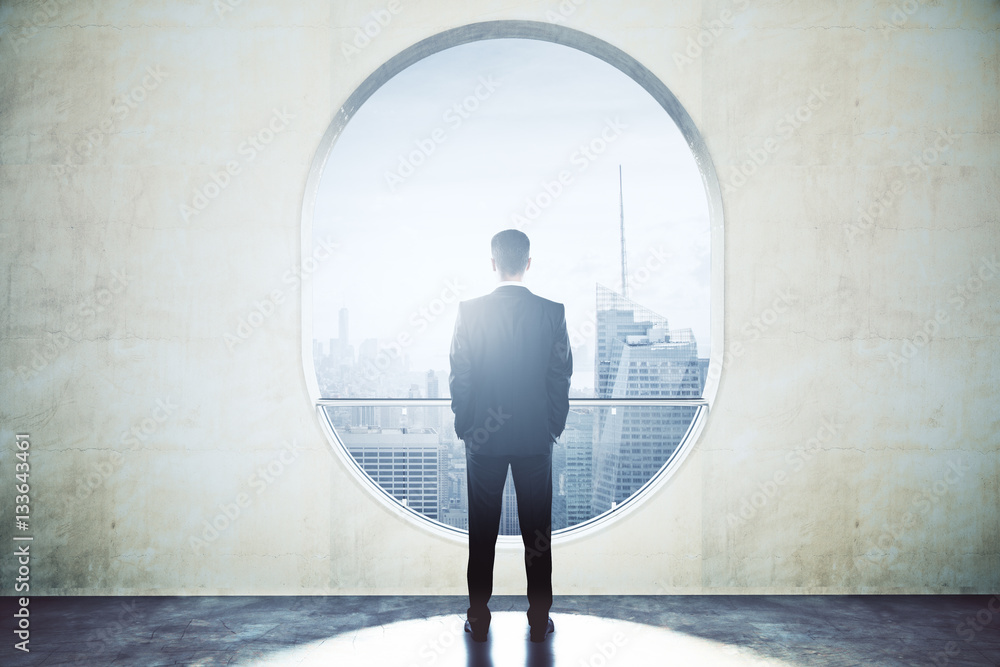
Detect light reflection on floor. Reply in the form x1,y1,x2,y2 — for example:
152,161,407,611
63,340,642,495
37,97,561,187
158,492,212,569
241,611,798,667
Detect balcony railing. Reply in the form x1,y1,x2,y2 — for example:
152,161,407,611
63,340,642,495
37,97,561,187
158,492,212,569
315,396,709,538
316,397,709,407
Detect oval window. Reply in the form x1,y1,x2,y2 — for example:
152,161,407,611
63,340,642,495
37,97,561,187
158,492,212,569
302,22,722,539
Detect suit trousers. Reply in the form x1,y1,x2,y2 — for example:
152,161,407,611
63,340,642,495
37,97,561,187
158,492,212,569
465,445,553,631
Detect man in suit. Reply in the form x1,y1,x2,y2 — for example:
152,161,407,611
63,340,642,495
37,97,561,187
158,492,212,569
449,229,573,643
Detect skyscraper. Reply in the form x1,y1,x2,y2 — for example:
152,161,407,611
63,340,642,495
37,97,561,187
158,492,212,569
341,427,441,521
499,468,520,535
595,284,669,397
426,369,439,399
332,307,353,365
561,407,594,527
425,369,440,430
591,284,700,515
440,453,468,531
339,307,349,347
352,405,377,428
358,338,378,360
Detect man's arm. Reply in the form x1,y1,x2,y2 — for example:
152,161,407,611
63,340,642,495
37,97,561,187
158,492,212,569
546,303,573,441
448,301,474,439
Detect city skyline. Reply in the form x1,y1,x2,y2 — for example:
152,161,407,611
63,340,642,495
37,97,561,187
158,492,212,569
316,282,706,535
311,37,712,382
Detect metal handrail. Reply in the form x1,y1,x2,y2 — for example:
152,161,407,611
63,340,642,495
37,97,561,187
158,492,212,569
316,397,708,408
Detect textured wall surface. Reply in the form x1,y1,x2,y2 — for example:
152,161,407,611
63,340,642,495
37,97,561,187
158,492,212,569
0,0,997,595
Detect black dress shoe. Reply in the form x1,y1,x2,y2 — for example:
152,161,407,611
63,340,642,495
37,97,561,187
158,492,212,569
529,616,554,643
465,619,488,642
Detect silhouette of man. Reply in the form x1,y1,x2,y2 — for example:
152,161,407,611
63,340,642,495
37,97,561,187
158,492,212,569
449,229,573,643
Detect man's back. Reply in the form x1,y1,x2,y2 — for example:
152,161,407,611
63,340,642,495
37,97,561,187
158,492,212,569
449,284,572,456
450,228,570,643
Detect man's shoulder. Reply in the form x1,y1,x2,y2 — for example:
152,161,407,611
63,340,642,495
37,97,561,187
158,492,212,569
461,287,564,311
532,293,564,311
458,293,491,311
521,291,565,316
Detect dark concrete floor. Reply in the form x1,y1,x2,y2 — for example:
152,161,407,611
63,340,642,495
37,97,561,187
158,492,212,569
3,595,999,666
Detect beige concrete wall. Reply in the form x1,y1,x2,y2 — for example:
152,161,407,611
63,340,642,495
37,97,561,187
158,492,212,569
1,0,997,595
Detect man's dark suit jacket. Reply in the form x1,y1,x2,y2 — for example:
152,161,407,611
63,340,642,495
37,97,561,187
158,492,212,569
449,284,573,457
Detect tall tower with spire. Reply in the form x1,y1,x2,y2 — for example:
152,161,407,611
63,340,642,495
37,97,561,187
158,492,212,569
588,168,701,515
619,165,629,299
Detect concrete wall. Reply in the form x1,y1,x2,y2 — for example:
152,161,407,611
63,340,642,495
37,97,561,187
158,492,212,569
1,0,997,595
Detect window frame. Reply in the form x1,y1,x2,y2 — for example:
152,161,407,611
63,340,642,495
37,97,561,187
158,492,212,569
301,20,724,546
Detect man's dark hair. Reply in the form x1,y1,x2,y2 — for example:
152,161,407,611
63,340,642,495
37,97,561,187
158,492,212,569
491,229,530,276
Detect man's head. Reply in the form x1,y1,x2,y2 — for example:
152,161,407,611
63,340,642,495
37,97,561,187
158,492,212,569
491,229,531,280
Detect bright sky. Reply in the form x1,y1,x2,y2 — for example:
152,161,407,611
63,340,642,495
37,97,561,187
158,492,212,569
313,38,711,391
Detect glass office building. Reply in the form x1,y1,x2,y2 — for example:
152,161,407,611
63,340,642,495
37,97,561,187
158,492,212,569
592,285,701,514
